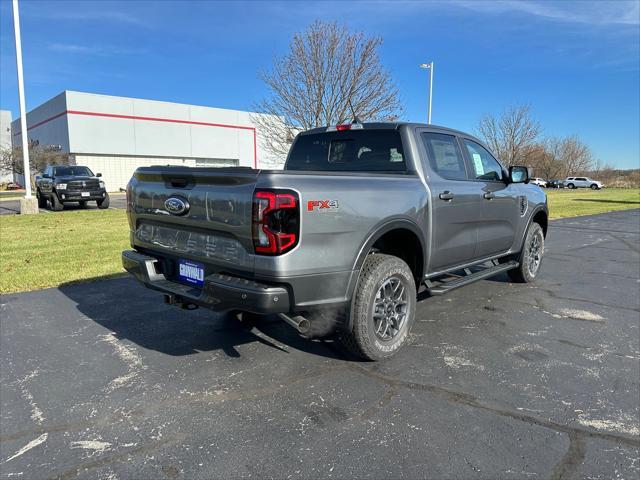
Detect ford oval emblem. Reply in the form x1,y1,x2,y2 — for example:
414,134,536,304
164,197,189,216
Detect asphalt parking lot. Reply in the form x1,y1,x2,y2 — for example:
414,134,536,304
0,193,126,215
1,209,638,479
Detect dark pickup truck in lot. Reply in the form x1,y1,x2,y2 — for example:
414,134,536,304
122,122,548,360
36,165,110,211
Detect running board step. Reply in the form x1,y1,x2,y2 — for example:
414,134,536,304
426,260,519,295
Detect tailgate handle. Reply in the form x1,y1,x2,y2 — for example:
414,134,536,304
169,177,189,188
439,191,454,201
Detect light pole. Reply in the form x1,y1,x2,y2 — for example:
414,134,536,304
419,62,434,124
12,0,37,214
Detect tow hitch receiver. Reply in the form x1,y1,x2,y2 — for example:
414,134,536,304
163,293,199,310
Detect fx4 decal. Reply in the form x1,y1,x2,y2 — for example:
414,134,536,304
307,200,339,212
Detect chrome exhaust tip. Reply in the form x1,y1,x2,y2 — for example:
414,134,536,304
278,313,310,334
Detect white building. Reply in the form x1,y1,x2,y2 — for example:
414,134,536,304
0,110,13,183
11,91,285,191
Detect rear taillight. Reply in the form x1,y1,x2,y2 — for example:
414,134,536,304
125,180,131,211
252,189,299,255
326,123,363,132
125,179,134,228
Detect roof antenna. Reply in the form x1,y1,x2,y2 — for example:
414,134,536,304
348,99,362,124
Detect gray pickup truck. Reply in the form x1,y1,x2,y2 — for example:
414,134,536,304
122,122,548,360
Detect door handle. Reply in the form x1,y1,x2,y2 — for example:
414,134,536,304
439,191,454,201
483,192,495,200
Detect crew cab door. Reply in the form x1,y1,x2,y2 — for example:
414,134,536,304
460,138,520,257
419,131,480,270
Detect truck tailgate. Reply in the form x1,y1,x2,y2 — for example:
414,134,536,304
128,166,258,272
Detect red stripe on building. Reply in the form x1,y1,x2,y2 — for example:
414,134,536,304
13,109,258,168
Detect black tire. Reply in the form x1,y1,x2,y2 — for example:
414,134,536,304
338,254,416,361
97,193,110,209
590,184,598,190
507,222,545,283
567,183,575,189
36,190,47,208
50,193,64,211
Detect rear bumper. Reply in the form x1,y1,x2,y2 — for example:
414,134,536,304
122,250,291,314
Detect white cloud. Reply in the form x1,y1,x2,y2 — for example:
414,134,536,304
451,0,640,26
39,10,148,27
47,43,145,56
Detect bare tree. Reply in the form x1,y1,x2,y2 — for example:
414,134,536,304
524,143,563,180
254,20,402,157
550,135,594,177
477,104,541,167
0,141,69,176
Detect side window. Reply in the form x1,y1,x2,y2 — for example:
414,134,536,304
421,132,467,181
463,139,504,182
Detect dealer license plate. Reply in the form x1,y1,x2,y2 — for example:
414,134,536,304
81,192,90,197
177,259,205,287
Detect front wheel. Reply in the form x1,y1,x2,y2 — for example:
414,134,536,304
97,193,110,209
50,193,64,211
508,222,545,283
339,254,416,361
590,184,598,190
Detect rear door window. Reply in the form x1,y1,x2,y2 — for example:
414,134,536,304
286,130,406,172
420,132,467,180
463,139,504,182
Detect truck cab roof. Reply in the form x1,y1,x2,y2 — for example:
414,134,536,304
300,122,484,142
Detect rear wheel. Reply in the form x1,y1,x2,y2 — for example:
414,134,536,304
567,183,575,189
50,193,64,211
508,222,545,283
97,193,110,209
36,190,47,208
339,254,416,361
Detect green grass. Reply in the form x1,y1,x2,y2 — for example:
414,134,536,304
0,209,129,294
546,187,640,219
0,188,638,295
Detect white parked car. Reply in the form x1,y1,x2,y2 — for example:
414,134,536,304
564,177,604,190
531,177,547,188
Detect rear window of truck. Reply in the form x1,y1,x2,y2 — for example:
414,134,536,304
286,130,406,173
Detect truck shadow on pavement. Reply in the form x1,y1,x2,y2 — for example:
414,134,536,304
58,277,346,360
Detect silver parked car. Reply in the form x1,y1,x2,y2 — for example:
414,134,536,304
564,177,604,189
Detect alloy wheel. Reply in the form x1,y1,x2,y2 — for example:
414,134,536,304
372,276,409,341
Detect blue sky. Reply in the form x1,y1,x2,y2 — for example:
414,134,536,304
1,0,638,169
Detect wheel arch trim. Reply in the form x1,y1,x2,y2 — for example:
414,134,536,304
343,219,426,329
